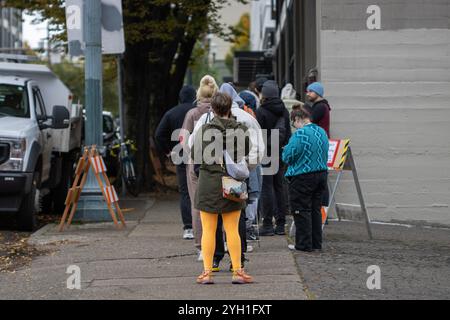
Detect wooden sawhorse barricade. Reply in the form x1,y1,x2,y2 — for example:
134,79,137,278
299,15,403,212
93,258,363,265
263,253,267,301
289,139,373,240
58,146,126,232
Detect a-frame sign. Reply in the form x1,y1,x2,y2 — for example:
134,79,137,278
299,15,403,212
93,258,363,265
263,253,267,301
289,139,373,240
327,140,373,239
58,145,126,232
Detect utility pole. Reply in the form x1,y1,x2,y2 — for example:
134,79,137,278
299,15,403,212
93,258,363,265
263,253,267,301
75,0,110,221
84,0,102,146
46,21,51,66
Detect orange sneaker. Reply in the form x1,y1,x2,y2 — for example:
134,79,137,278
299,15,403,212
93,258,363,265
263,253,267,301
197,271,214,285
232,269,253,284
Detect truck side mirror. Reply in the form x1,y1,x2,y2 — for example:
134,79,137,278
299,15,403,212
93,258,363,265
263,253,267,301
52,106,70,129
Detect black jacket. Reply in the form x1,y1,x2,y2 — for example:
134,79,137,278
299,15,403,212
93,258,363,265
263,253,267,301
256,97,291,156
155,86,196,155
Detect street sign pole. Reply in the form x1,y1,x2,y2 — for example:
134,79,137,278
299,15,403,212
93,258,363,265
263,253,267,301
116,55,127,196
75,0,111,221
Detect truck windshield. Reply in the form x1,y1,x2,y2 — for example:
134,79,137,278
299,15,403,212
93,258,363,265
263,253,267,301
0,84,30,118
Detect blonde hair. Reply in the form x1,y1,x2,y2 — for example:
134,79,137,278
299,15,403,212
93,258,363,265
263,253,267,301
197,75,218,101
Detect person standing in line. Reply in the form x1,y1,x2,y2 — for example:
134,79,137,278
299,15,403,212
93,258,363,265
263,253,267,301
239,90,257,115
180,75,219,260
306,82,332,210
306,82,331,138
255,80,291,236
155,85,197,240
255,77,268,100
283,105,329,252
281,83,304,115
281,83,305,134
247,82,261,109
304,68,319,104
239,90,262,241
189,83,265,272
192,92,253,285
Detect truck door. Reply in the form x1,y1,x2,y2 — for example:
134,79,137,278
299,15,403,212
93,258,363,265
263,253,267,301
32,86,52,181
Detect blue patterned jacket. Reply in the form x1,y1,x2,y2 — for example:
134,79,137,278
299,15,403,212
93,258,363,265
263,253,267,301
282,123,329,177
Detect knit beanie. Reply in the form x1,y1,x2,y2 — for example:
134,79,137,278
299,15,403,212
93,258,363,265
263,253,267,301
255,77,268,92
239,90,257,111
307,82,324,97
261,80,280,99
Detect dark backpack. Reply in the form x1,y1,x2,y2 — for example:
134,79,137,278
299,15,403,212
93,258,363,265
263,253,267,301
274,115,287,146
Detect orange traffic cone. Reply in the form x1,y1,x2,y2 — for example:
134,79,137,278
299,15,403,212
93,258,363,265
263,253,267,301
321,207,328,225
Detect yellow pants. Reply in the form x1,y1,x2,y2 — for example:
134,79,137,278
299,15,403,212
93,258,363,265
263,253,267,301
200,210,242,272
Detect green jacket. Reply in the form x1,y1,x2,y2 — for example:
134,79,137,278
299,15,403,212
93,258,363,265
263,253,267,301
191,116,251,214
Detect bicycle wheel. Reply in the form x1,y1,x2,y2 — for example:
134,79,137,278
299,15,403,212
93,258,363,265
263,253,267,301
122,157,140,197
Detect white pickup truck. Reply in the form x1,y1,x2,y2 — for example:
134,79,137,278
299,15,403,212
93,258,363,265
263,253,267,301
0,62,83,231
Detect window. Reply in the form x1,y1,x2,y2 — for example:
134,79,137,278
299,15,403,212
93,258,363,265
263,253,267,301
271,0,277,20
0,84,30,118
33,88,46,120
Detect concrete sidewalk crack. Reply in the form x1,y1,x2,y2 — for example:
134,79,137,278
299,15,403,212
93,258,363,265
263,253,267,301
286,235,316,300
74,253,197,264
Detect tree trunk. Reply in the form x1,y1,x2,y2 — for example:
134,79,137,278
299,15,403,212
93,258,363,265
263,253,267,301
123,43,153,190
167,36,197,109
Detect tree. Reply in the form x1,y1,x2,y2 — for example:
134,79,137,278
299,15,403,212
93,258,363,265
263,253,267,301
188,40,220,89
225,13,250,73
5,0,248,190
50,58,119,115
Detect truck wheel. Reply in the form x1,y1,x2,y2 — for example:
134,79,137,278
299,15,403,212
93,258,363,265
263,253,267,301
17,172,39,232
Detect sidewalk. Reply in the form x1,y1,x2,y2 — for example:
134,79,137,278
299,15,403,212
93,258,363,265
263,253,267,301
0,193,307,300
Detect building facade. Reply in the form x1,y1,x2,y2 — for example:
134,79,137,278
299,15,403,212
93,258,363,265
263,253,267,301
252,0,450,226
0,7,22,49
250,0,276,51
207,1,251,82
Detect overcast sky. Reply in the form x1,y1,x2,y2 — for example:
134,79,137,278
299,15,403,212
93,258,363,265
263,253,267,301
23,13,48,49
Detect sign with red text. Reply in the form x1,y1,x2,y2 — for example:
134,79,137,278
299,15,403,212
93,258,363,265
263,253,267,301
328,139,350,170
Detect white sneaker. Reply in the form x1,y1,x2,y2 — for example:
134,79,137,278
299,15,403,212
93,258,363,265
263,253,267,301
197,250,203,262
288,244,296,251
183,229,194,240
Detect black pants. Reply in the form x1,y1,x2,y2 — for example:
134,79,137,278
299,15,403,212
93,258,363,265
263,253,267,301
176,164,192,230
261,165,287,228
288,171,328,251
214,210,247,262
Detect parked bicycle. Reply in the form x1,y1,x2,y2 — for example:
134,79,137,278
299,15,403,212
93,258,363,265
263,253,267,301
107,139,140,197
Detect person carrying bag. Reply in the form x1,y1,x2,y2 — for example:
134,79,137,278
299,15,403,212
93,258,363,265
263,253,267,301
191,92,253,285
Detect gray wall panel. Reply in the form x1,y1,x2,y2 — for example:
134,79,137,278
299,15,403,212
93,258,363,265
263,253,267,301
319,25,450,225
321,0,450,30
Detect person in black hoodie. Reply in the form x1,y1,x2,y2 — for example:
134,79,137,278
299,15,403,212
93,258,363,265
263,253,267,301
256,80,291,236
155,85,197,240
